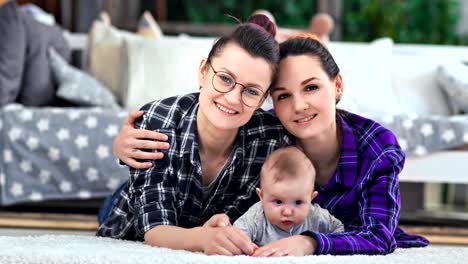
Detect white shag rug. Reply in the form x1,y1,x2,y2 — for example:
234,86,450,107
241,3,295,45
0,235,467,264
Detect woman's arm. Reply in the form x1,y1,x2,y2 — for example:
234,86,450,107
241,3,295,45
144,223,256,255
303,150,405,255
131,149,257,255
113,110,170,168
127,107,255,255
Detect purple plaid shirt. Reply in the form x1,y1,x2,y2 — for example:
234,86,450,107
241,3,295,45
303,110,429,255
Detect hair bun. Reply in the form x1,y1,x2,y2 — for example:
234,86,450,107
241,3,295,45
247,14,277,38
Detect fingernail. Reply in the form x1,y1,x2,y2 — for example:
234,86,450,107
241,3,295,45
164,143,170,148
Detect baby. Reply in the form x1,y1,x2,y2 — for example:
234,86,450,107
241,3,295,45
234,146,344,246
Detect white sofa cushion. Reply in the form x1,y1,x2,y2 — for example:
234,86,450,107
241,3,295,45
122,35,214,110
390,54,454,116
329,38,402,115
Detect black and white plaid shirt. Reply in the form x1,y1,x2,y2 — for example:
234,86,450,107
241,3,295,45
97,93,292,240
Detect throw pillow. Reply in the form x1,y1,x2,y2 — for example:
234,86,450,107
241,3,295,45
437,63,468,114
137,11,163,38
48,48,120,110
0,1,26,106
87,19,147,103
122,35,214,110
87,12,163,104
17,9,71,106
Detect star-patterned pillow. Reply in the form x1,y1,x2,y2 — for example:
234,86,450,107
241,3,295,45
48,48,121,110
0,103,128,205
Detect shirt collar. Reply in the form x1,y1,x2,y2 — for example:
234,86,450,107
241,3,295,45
178,102,199,165
233,127,246,164
334,110,358,188
179,102,246,166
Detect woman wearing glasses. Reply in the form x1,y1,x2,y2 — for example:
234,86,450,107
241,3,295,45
97,14,296,255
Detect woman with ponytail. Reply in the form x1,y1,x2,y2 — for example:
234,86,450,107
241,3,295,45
96,15,295,255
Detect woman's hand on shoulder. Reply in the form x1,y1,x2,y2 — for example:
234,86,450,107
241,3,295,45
113,110,170,169
252,235,317,257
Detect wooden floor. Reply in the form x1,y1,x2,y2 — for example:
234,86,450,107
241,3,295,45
0,211,467,245
401,225,468,246
0,211,98,230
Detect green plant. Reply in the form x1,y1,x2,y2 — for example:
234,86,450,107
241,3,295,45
166,0,466,45
342,0,462,44
167,0,316,28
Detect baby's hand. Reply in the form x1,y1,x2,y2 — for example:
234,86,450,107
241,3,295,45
252,235,316,257
250,243,259,256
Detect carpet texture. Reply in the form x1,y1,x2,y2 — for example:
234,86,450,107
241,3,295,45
0,235,467,264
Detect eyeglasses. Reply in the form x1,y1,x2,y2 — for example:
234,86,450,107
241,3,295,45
207,61,266,108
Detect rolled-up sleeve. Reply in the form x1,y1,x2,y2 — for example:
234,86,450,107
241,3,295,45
129,158,178,237
128,111,179,237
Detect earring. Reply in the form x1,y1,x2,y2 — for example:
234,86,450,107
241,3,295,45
335,95,342,104
199,85,202,90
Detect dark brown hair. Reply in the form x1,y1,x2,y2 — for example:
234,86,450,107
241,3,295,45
279,35,339,79
207,14,279,84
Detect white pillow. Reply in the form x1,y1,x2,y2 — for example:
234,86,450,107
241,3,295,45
87,21,144,102
122,36,215,110
329,38,401,115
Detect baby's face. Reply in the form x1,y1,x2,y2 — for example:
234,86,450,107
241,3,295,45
258,176,314,232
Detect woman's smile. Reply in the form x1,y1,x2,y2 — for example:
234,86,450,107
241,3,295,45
215,102,239,115
294,114,318,124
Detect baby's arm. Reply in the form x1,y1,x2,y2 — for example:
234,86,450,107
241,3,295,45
313,205,345,233
233,210,256,242
233,211,259,255
327,212,345,233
